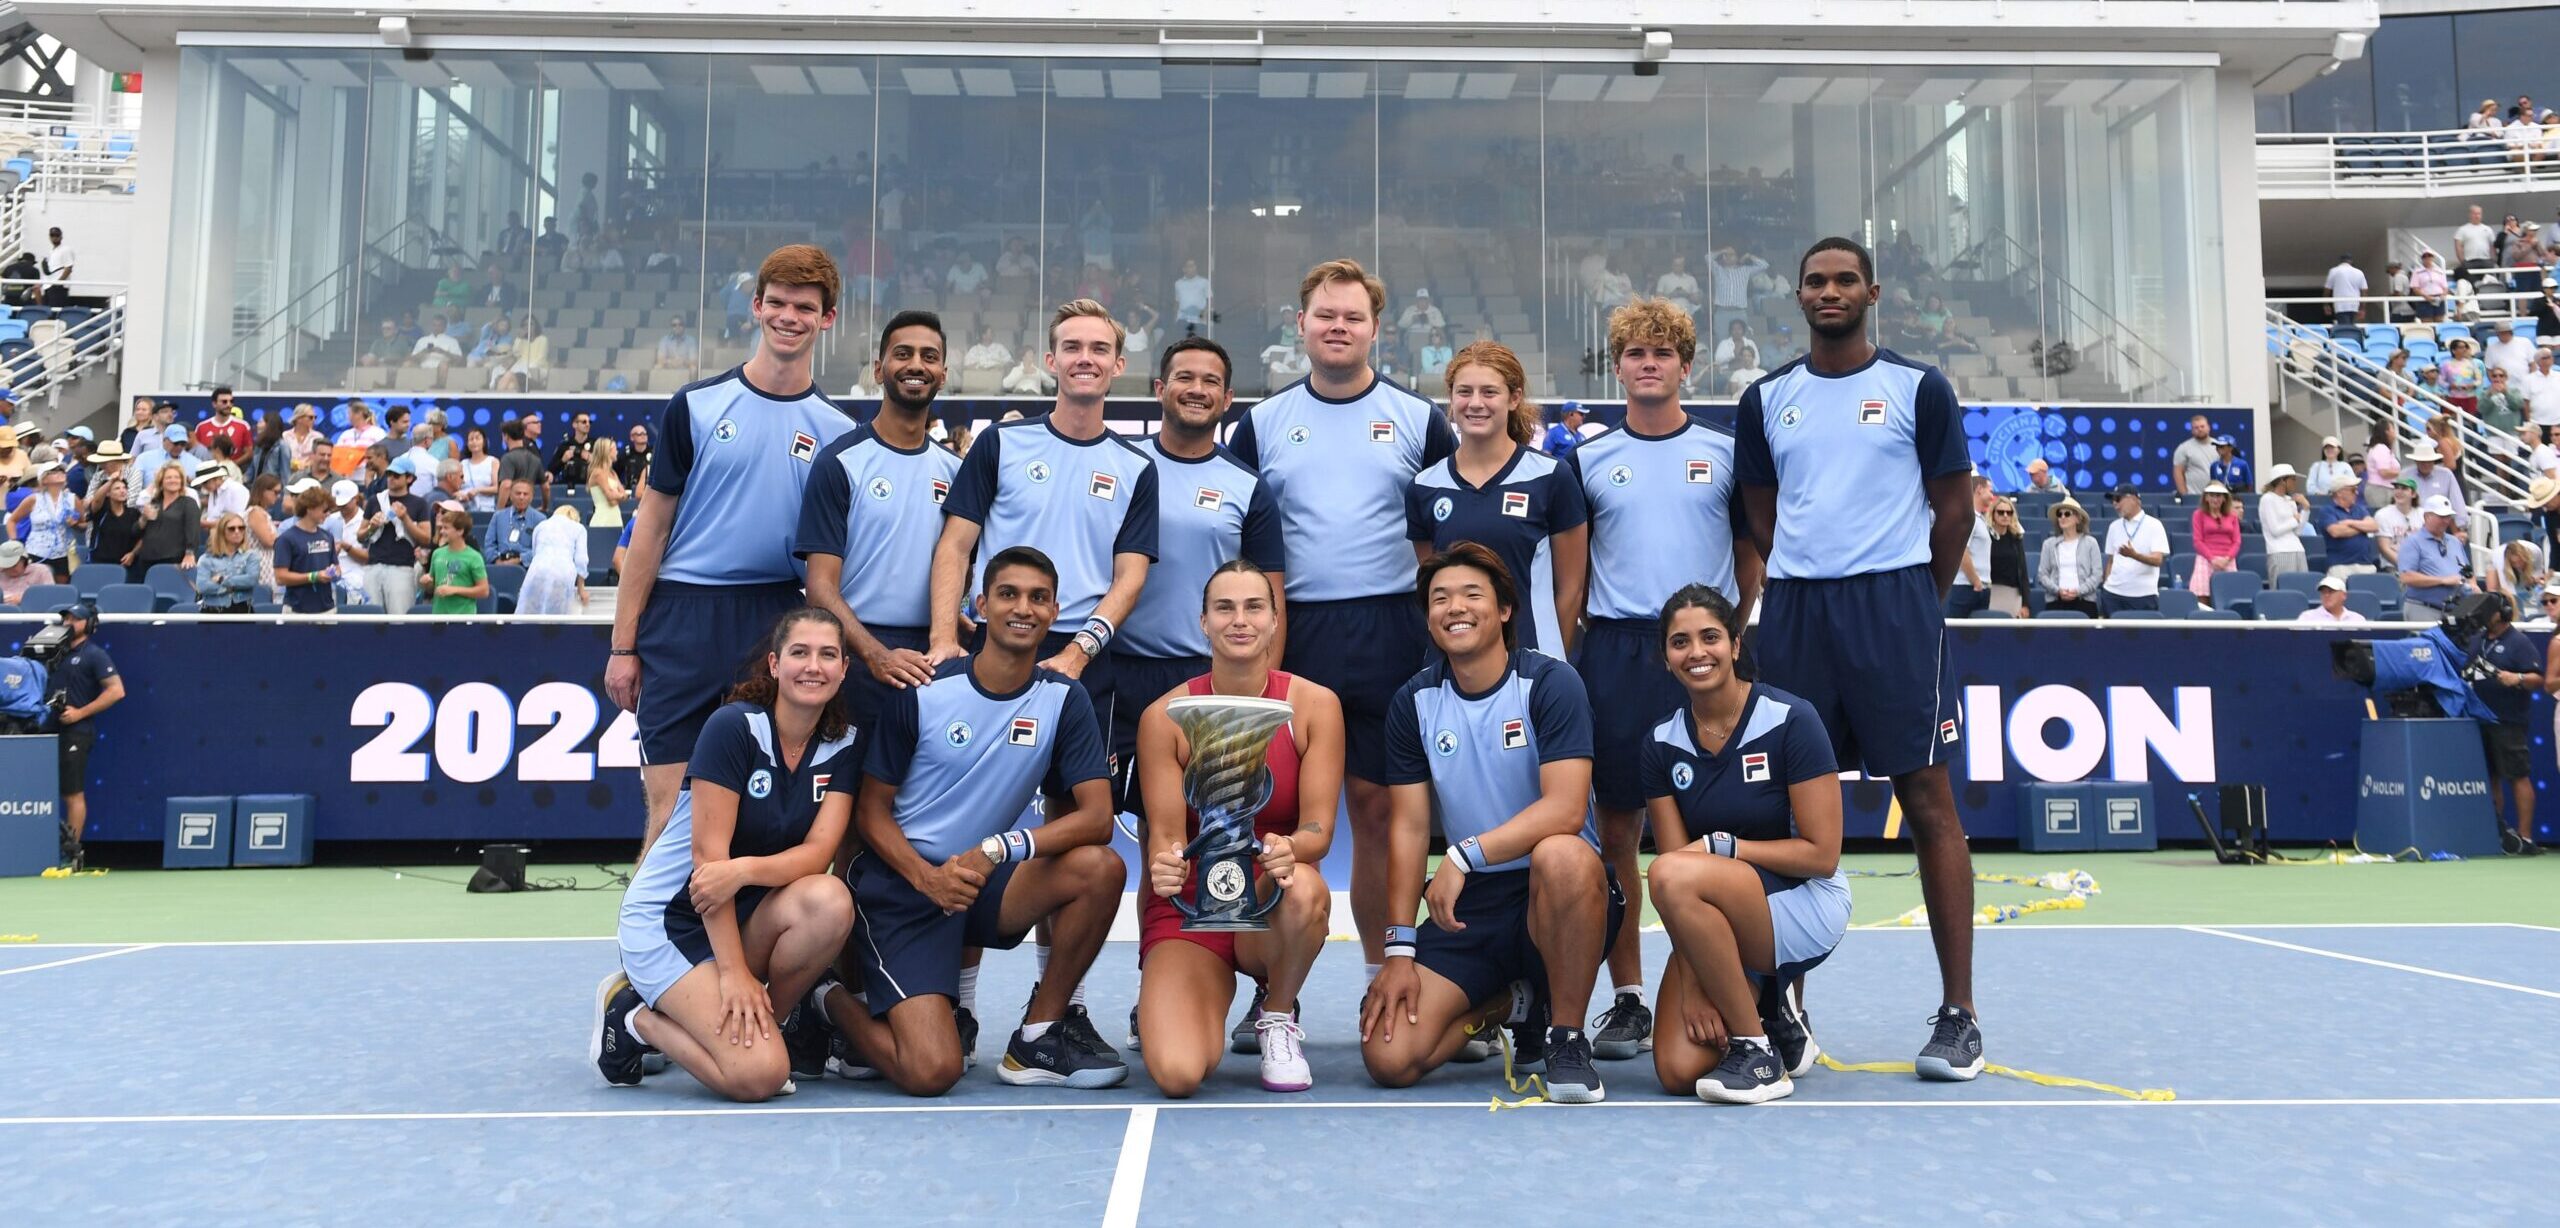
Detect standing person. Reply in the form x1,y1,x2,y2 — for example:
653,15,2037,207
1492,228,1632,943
2465,595,2543,856
2037,498,2103,616
1563,298,1762,1057
1130,561,1342,1097
619,423,654,490
516,505,590,615
2098,485,2171,614
8,463,77,581
193,387,252,464
2454,204,2498,284
1642,585,1849,1103
608,245,856,856
592,610,861,1101
42,601,121,870
1945,476,1994,619
355,457,433,615
192,513,262,613
796,310,960,741
2188,483,2243,600
127,464,204,583
2170,415,2218,497
496,417,546,509
2317,480,2385,579
422,509,490,615
460,428,501,513
803,548,1130,1095
271,485,343,615
2259,465,2310,578
243,415,293,489
37,227,73,306
2398,496,2475,624
485,480,546,568
1405,340,1589,656
1733,237,1985,1082
2364,421,2403,508
550,410,596,496
2324,254,2367,330
88,476,142,587
2306,436,2355,498
1226,259,1457,980
1986,497,2029,616
1360,544,1617,1105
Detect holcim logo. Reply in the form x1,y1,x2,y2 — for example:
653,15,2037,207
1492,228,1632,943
2420,775,2488,802
2361,774,2405,799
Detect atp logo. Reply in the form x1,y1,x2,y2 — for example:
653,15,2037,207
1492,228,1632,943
1608,465,1633,487
713,418,740,443
1434,730,1459,757
945,721,974,748
868,476,894,500
1432,496,1453,522
1670,762,1694,791
1024,461,1052,484
747,769,773,799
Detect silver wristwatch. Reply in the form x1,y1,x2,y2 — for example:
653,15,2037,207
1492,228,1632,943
979,834,1007,864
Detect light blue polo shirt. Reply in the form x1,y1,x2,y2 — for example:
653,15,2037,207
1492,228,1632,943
944,417,1159,633
862,659,1111,862
1381,650,1597,873
1117,437,1287,659
1228,375,1456,604
794,425,963,633
1732,350,1970,581
647,367,856,586
1565,412,1743,617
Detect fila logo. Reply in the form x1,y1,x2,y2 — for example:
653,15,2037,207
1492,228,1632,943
930,478,949,505
1500,491,1530,518
812,772,831,803
1940,718,1960,744
1010,717,1041,746
1686,458,1713,484
1858,400,1888,426
1195,487,1224,512
1369,421,1395,444
791,431,819,460
1742,752,1770,784
1089,472,1118,501
1501,718,1527,751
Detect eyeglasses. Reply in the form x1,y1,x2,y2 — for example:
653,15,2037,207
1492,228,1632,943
1992,509,2015,517
225,527,246,534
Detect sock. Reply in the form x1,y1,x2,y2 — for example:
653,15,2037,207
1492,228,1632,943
1613,983,1646,1004
1731,1034,1772,1052
1504,980,1533,1024
1034,944,1050,979
1069,981,1088,1009
1020,1019,1055,1042
625,1004,656,1049
1364,963,1381,985
957,966,979,1015
1259,1008,1292,1023
1549,1025,1584,1043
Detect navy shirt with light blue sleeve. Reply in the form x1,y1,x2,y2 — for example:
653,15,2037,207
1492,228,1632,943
626,702,862,937
1228,376,1457,604
1732,351,1970,581
1565,413,1742,617
647,367,856,586
794,425,963,633
273,523,338,613
1117,437,1287,659
1639,684,1839,847
863,658,1112,862
1405,446,1589,654
943,418,1159,633
1382,650,1597,872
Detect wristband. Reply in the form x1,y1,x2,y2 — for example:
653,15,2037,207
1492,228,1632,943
609,648,637,657
982,828,1037,864
1450,836,1487,874
1382,924,1419,960
1079,614,1116,653
1708,831,1736,859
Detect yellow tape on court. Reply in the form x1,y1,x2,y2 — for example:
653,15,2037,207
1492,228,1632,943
1815,1053,2176,1101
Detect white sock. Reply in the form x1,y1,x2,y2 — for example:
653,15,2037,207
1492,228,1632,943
1365,963,1381,985
957,966,979,1015
1020,1019,1055,1042
1613,983,1646,1004
1069,981,1087,1009
1732,1034,1771,1052
1034,944,1049,979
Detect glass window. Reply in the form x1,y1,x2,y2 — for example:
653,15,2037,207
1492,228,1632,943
702,55,878,396
878,56,1046,393
2285,50,2375,134
1705,67,1868,391
1043,60,1212,398
1540,66,1708,400
2453,10,2560,130
1870,68,2039,403
1209,62,1378,398
1372,61,1545,397
2369,15,2457,133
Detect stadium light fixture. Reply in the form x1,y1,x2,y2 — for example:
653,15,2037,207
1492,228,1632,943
378,16,412,47
1635,28,1671,77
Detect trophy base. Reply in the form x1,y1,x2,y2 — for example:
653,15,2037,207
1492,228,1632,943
1176,918,1274,934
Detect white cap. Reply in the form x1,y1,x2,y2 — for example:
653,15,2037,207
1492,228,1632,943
2318,575,2348,592
2422,494,2457,516
330,479,360,505
286,477,322,494
2263,463,2300,483
2406,441,2443,462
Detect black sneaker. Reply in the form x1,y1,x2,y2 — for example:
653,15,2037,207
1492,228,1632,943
1915,1005,1985,1082
955,1006,981,1072
589,972,648,1087
1696,1038,1792,1105
998,1022,1130,1088
1507,985,1550,1074
1541,1027,1606,1104
1128,1004,1143,1052
782,995,832,1083
1058,1003,1124,1069
1591,991,1652,1060
1759,980,1820,1078
1229,984,1267,1055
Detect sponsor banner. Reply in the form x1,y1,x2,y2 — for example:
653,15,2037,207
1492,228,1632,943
33,620,2550,844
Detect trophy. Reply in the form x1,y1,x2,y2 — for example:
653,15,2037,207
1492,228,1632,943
1165,694,1296,931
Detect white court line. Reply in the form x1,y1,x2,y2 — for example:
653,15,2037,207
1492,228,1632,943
0,945,159,978
2186,927,2560,1002
4,1096,2559,1128
1101,1106,1156,1228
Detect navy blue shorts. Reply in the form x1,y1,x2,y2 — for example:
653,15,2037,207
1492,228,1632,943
1576,617,1685,812
1415,858,1626,1008
636,580,807,765
1108,650,1209,810
843,624,933,740
1282,594,1429,784
1754,564,1957,779
844,853,1028,1016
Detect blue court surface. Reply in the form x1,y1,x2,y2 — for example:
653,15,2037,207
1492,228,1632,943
4,923,2555,1225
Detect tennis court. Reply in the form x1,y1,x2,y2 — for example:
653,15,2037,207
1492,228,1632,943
4,854,2553,1226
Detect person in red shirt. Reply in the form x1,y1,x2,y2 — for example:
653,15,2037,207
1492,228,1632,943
193,386,252,461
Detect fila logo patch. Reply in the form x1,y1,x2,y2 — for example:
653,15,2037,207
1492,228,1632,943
1858,400,1888,426
1742,752,1770,784
1501,718,1527,751
1195,487,1224,511
1369,421,1395,444
812,772,831,802
791,431,819,461
1500,491,1530,518
1010,717,1041,747
1686,458,1714,484
1939,718,1960,744
1089,472,1118,501
929,478,949,505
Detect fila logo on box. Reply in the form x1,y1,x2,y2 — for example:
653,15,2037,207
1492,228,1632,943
1500,491,1530,518
1010,717,1041,746
1500,718,1527,750
1089,472,1118,501
1742,753,1770,783
791,431,819,460
812,772,831,803
1369,421,1395,444
1858,400,1888,426
1686,458,1714,484
929,479,949,505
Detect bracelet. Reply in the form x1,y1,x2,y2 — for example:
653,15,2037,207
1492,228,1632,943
1708,831,1736,859
609,648,637,657
1383,924,1419,960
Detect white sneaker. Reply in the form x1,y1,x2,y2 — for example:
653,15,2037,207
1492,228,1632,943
1256,1013,1312,1092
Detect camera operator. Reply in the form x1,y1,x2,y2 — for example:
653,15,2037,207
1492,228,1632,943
2397,496,2474,625
47,601,123,869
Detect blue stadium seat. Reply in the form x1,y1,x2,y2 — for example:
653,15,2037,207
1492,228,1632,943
2158,589,2200,618
72,566,115,598
1968,607,2014,619
94,584,156,615
2167,551,2195,579
144,563,195,611
2275,571,2325,600
2208,569,2264,615
2343,589,2386,621
252,601,282,615
2106,609,2166,620
335,603,381,616
2517,319,2540,342
2437,323,2473,347
2187,608,2243,621
585,524,620,582
2252,590,2311,621
2362,324,2400,348
2346,572,2402,617
2033,609,2090,620
16,583,75,613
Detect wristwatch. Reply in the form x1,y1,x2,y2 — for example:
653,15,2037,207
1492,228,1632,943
979,834,1007,864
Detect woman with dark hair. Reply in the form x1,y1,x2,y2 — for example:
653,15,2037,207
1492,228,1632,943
1131,558,1346,1098
1643,584,1850,1104
1986,496,2029,616
460,427,500,513
1404,340,1590,656
2189,483,2242,600
593,608,860,1101
2035,498,2102,617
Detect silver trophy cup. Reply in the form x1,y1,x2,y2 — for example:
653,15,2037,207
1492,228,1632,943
1165,694,1295,932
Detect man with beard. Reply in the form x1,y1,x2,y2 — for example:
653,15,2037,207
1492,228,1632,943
1732,237,1984,1082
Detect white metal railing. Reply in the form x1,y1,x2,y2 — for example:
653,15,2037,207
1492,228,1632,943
0,281,125,406
2265,307,2534,520
2259,126,2560,197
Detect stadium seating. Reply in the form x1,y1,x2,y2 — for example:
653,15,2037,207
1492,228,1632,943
2251,590,2310,621
16,583,76,612
94,584,157,615
2208,570,2265,616
2346,573,2403,619
144,564,195,612
2343,590,2387,621
2158,590,2200,618
2274,571,2324,601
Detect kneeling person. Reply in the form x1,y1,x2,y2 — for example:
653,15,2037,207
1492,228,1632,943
820,546,1129,1094
1133,560,1345,1097
1643,585,1850,1104
1361,543,1620,1104
594,608,862,1102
